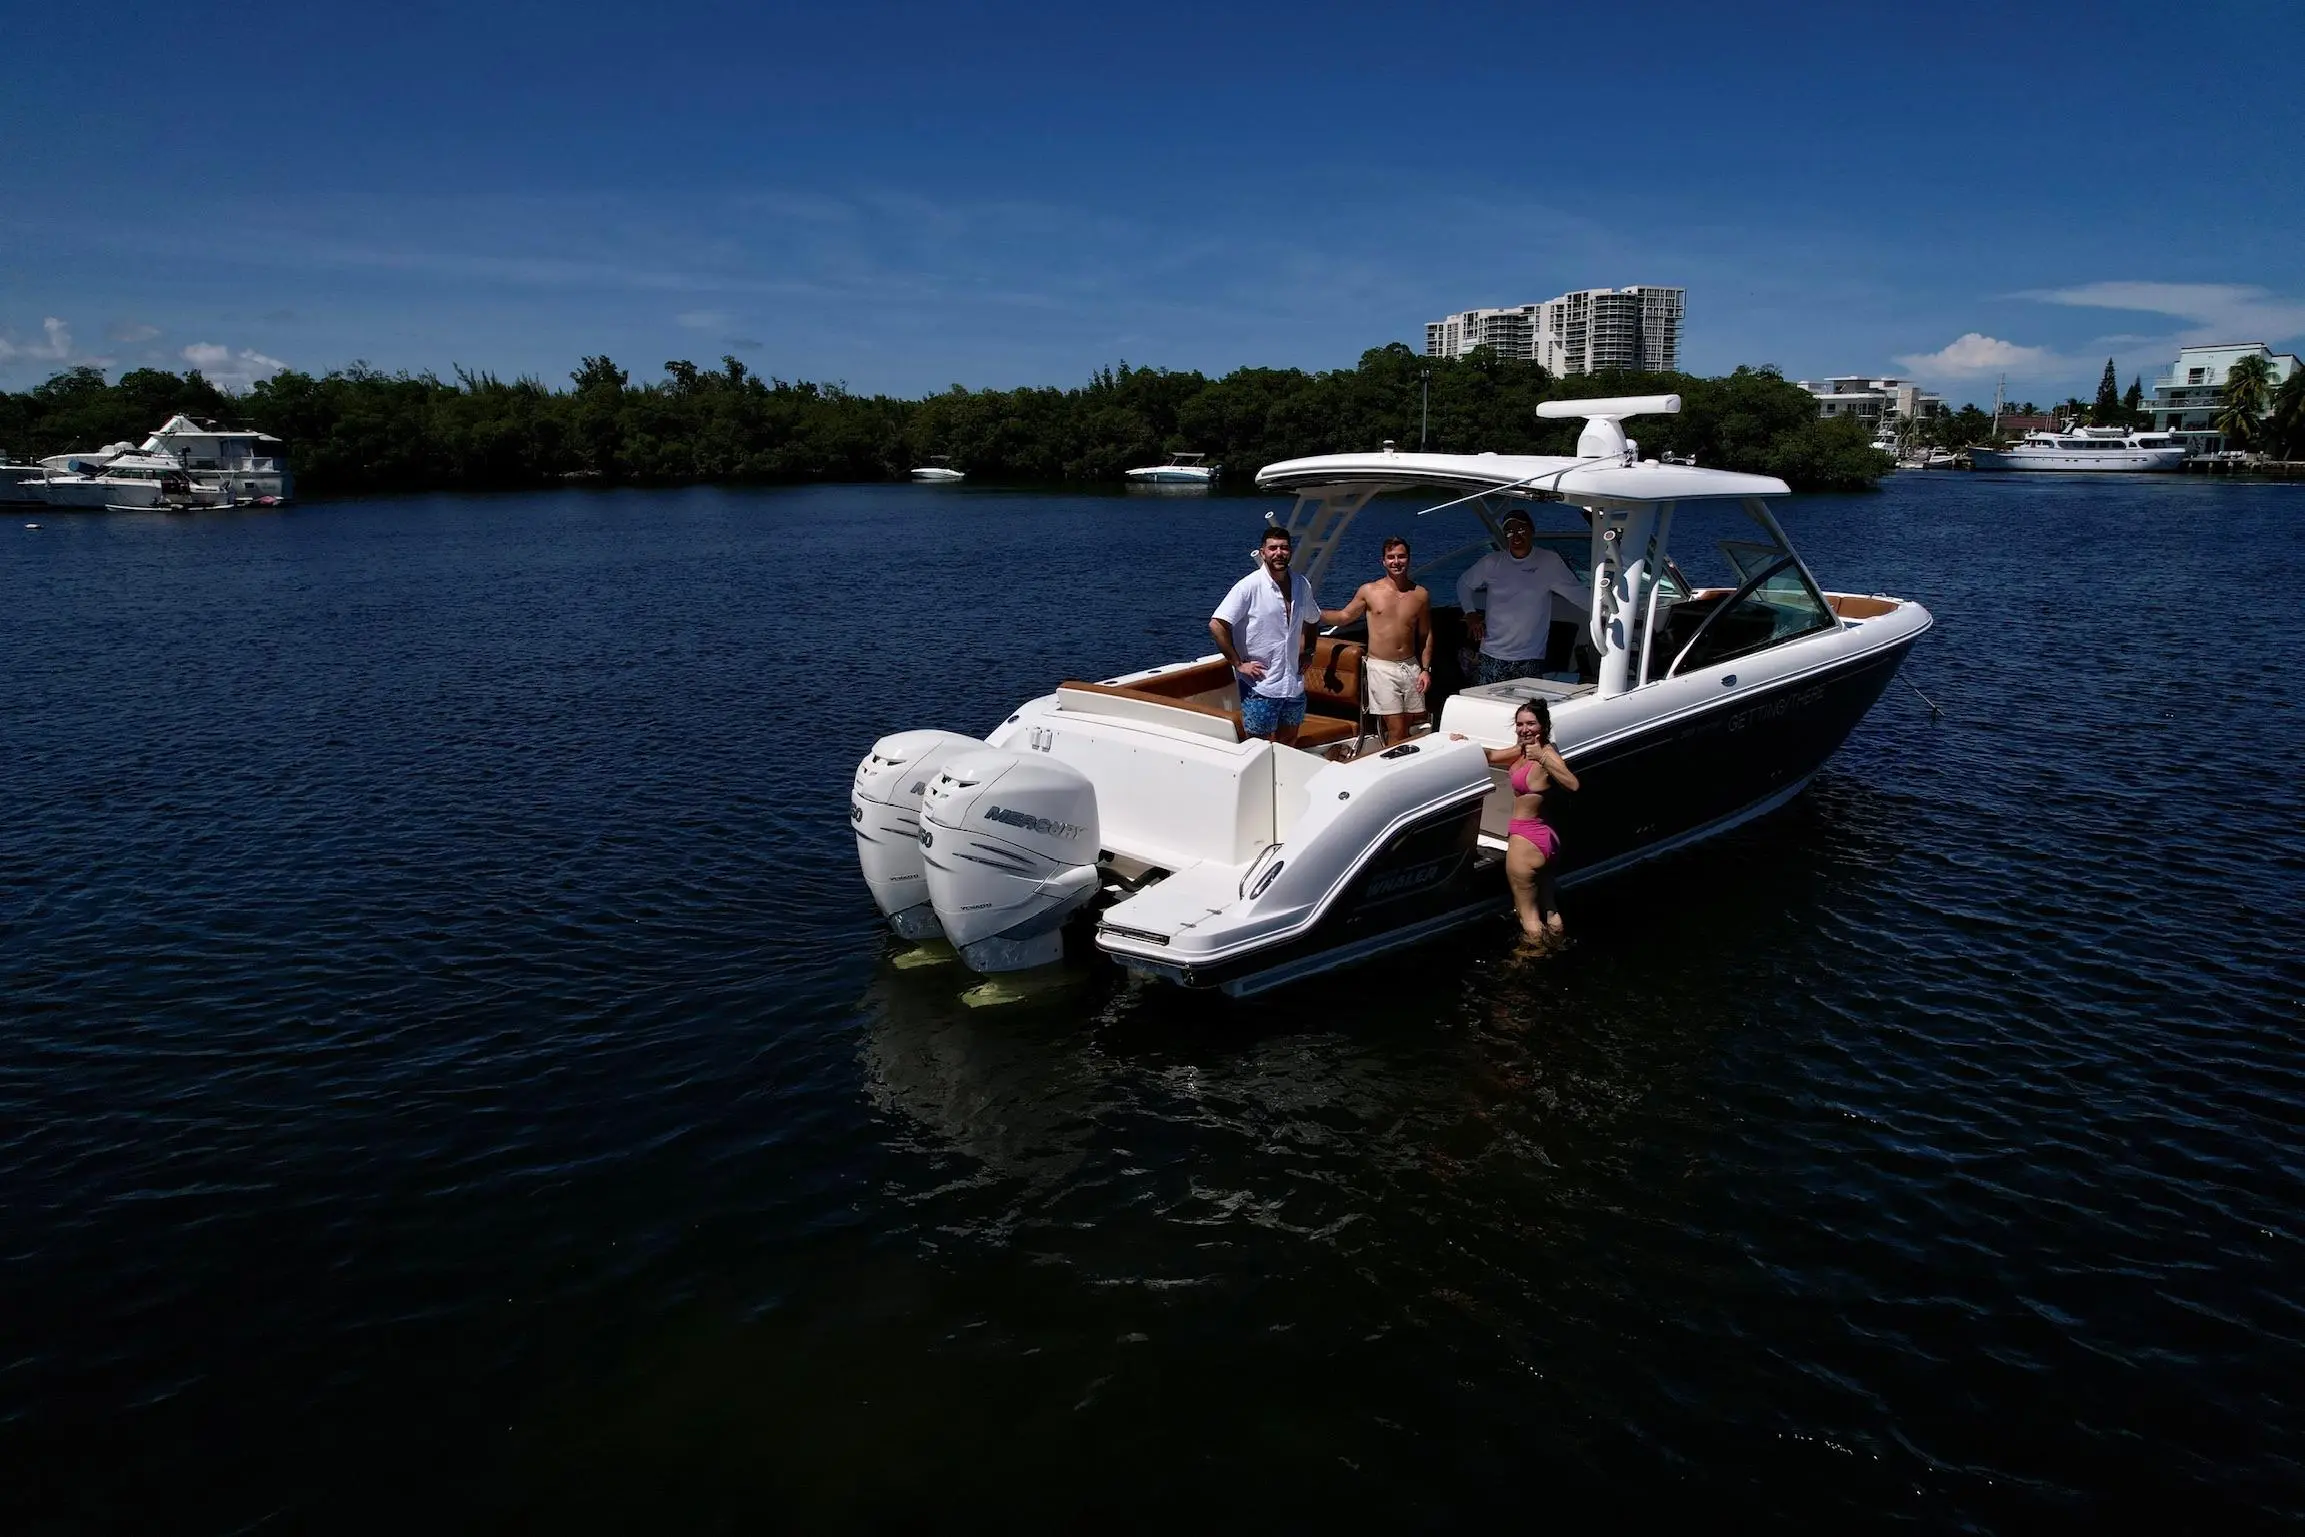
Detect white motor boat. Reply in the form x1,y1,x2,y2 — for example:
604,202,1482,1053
1124,452,1219,486
910,456,966,483
852,396,1933,996
28,446,223,510
1969,426,2185,472
140,414,293,502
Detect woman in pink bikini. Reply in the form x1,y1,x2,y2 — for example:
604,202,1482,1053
1476,699,1580,944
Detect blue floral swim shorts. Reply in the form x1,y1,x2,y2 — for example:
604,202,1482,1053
1238,689,1308,738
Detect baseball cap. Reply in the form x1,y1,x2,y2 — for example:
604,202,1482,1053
1500,509,1535,531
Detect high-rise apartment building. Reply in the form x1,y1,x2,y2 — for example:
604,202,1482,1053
1424,286,1684,375
1422,304,1542,363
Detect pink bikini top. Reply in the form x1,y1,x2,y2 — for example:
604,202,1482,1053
1510,755,1539,794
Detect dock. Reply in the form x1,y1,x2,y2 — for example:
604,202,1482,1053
2180,458,2305,479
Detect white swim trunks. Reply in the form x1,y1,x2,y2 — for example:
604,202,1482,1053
1364,656,1426,715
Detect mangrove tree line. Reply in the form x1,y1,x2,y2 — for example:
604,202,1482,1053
0,344,1894,495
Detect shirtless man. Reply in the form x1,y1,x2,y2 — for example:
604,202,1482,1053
1321,536,1433,745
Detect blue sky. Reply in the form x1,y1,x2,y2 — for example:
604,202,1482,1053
3,0,2299,406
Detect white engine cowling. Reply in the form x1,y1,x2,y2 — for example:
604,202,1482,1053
919,748,1102,973
852,729,984,940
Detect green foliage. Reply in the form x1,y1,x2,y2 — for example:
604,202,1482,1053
2269,368,2305,459
1,350,1892,494
2215,353,2276,449
1911,404,1995,450
2123,375,2144,418
2092,359,2121,425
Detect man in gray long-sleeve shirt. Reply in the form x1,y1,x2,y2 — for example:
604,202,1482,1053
1457,509,1589,685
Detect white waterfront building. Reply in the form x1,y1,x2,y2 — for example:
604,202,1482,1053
2145,343,2302,455
1424,286,1685,375
1795,376,1944,427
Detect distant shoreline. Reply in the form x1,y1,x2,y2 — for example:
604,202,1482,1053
3,347,1893,497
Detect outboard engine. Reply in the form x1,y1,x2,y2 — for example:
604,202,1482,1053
919,748,1101,973
852,730,985,939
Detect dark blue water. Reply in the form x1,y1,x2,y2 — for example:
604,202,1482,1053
4,475,2302,1531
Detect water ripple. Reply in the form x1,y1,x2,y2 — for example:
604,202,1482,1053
3,480,2302,1529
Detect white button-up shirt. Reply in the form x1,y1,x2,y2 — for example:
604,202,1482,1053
1212,568,1321,700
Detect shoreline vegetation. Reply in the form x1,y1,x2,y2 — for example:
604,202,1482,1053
0,344,1896,498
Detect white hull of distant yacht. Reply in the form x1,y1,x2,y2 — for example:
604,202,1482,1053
1124,453,1218,486
30,477,168,509
1969,446,2185,472
1970,427,2185,472
853,396,1932,998
1124,467,1216,484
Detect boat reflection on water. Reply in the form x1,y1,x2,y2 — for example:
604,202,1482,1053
850,931,1680,1191
857,959,1114,1181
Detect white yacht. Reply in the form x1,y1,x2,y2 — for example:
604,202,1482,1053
910,456,966,483
1124,452,1219,486
853,397,1933,997
1969,425,2185,473
141,414,292,501
28,446,221,510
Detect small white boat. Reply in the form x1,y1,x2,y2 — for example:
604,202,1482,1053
1969,426,2185,473
853,395,1933,997
1124,452,1219,486
910,456,966,483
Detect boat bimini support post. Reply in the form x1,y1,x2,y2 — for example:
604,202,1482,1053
1586,503,1673,698
1533,395,1683,700
1283,485,1379,599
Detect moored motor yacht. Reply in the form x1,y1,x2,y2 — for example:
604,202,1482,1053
852,396,1932,996
29,446,224,510
1124,451,1218,486
1969,425,2185,472
140,415,293,501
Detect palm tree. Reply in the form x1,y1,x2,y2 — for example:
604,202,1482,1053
2270,368,2305,460
2215,353,2275,451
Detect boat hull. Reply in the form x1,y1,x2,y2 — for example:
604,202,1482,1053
30,478,166,509
1968,447,2185,472
1113,634,1920,995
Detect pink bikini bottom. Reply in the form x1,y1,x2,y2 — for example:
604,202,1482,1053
1508,818,1558,860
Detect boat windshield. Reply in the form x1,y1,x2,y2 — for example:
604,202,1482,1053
1648,504,1835,679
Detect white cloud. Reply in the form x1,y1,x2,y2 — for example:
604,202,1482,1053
676,309,732,330
107,320,162,343
2016,282,2305,345
0,317,75,361
181,342,287,386
1894,332,2061,379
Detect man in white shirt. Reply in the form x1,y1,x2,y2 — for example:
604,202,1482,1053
1210,525,1323,745
1457,509,1589,685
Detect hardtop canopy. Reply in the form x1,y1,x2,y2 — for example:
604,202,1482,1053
1254,449,1788,510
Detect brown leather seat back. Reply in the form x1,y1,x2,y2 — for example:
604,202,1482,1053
1301,637,1365,713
